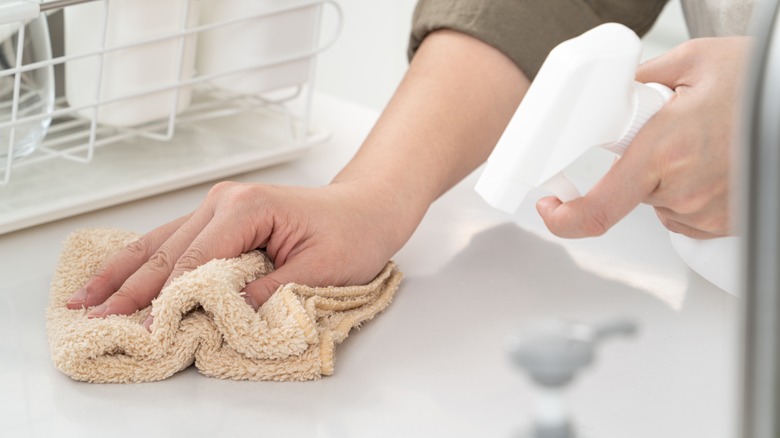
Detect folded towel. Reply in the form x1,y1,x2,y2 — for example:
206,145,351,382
46,228,402,383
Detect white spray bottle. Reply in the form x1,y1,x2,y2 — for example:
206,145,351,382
475,23,740,296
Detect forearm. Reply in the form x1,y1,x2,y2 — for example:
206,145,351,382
332,30,529,222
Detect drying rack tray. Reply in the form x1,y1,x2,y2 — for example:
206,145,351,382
0,106,328,234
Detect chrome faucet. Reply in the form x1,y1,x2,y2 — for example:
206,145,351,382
741,1,780,437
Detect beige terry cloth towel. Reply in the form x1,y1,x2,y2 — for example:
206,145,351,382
46,228,402,383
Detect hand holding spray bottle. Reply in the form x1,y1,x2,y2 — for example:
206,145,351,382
475,23,740,295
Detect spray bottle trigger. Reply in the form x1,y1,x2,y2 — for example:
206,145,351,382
542,172,581,203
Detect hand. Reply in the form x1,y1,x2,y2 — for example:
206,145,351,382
537,36,752,239
64,29,527,325
66,181,417,325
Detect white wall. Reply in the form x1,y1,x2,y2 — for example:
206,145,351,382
315,0,691,111
642,0,690,61
316,0,417,110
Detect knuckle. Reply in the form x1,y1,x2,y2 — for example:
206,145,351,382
87,238,153,292
207,181,237,199
146,248,176,274
121,238,152,261
666,197,699,216
224,184,260,205
655,207,673,223
674,38,705,60
694,212,730,236
666,191,719,218
654,206,671,221
655,211,688,235
207,181,262,206
176,245,210,272
110,289,148,314
88,267,116,290
658,215,677,232
581,209,611,237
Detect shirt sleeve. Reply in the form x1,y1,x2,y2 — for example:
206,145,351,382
408,0,669,80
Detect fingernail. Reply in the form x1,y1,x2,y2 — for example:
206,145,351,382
142,315,154,331
244,294,258,311
67,288,88,306
86,303,108,318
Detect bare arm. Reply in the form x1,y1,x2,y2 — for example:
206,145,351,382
337,29,528,203
333,30,528,244
68,30,530,318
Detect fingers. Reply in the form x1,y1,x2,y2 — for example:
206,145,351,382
636,40,696,87
556,38,741,240
242,261,311,310
164,208,268,288
536,135,660,237
242,271,286,310
142,217,269,328
143,249,291,331
66,215,189,310
79,183,278,322
653,207,726,239
119,206,274,327
655,216,719,240
86,211,213,318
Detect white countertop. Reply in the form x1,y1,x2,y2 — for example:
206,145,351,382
0,94,738,438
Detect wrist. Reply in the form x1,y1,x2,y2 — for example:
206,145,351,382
327,175,429,252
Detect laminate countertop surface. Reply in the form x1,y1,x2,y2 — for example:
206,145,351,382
0,94,738,438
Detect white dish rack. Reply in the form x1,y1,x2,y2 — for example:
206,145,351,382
0,0,341,234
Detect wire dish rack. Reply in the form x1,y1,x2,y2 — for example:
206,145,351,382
0,0,341,234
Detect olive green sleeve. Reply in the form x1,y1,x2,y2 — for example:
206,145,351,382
408,0,669,80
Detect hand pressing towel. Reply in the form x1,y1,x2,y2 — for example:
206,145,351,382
46,228,402,383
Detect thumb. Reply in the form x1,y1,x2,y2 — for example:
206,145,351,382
536,125,661,238
242,262,304,310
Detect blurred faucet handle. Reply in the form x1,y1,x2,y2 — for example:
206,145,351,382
505,318,638,388
591,317,638,342
505,318,638,438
